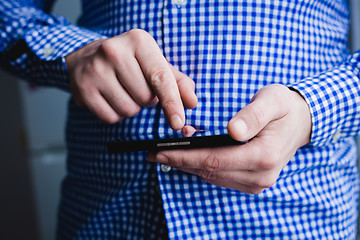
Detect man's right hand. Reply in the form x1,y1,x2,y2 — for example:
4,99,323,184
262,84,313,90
65,29,197,130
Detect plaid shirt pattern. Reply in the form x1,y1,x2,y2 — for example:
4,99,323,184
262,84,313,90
1,0,360,239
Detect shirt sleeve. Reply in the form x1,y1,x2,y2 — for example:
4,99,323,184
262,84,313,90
289,50,360,146
0,0,105,91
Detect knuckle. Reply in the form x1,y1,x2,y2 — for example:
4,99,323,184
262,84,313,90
163,99,178,114
92,64,105,78
100,40,125,65
199,170,217,181
176,74,189,85
247,104,266,129
100,40,127,66
167,155,186,168
149,69,170,88
103,115,122,124
127,29,151,45
253,148,278,170
138,93,157,107
86,58,107,78
100,39,115,55
175,157,186,168
251,177,276,189
120,105,141,118
265,152,280,169
255,158,276,170
203,153,220,171
262,180,275,189
247,187,265,195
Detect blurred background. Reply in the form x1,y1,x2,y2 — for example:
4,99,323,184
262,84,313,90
0,0,359,239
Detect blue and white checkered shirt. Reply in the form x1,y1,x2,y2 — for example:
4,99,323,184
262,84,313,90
1,0,360,239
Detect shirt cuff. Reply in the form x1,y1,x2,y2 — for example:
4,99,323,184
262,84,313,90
4,25,106,92
289,61,360,146
24,24,105,61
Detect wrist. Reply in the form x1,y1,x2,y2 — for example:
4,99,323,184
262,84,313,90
288,87,312,146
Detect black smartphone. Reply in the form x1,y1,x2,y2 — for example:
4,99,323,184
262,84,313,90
107,134,247,153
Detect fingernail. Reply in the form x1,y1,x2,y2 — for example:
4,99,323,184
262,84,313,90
181,125,196,137
157,154,168,164
170,114,183,130
182,127,188,135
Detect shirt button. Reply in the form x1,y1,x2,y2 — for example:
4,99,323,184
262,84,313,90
171,0,187,7
332,131,341,142
160,164,172,173
42,46,54,57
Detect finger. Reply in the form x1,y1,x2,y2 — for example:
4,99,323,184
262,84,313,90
227,86,286,141
98,73,142,118
169,64,197,109
113,53,158,107
177,167,278,189
148,139,271,171
81,90,122,124
135,40,185,130
181,125,197,137
202,178,266,194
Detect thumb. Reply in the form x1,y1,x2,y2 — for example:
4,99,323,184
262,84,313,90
227,86,284,141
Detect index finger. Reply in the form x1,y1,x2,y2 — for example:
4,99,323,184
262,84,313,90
148,139,266,171
135,37,185,130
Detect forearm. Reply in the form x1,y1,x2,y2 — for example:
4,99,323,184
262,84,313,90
0,0,104,91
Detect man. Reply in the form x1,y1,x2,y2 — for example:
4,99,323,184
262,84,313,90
1,0,359,239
